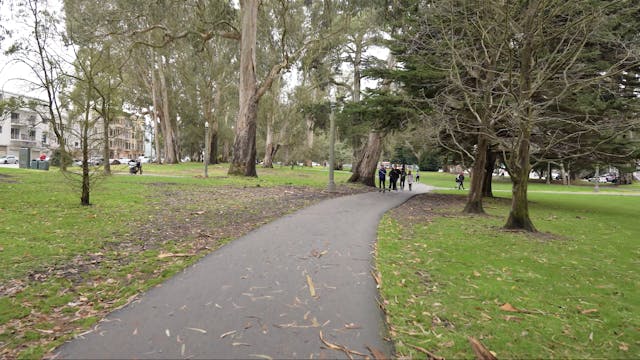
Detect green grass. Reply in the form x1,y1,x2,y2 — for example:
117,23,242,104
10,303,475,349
1,164,637,358
421,170,640,194
377,190,640,358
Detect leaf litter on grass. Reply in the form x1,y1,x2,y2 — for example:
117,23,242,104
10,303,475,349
2,183,369,359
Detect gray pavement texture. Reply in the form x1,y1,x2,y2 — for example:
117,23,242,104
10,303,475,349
53,183,431,360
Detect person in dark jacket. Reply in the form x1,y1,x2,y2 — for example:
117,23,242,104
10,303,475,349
456,172,465,190
378,164,387,192
389,165,400,191
399,165,407,190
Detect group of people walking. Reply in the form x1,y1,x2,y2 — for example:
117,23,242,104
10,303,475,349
378,164,418,192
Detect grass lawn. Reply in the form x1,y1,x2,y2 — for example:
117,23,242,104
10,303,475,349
421,170,640,194
0,163,359,359
377,174,639,359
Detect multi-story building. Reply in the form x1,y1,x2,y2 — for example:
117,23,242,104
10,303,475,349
0,90,51,160
1,90,146,163
107,115,145,160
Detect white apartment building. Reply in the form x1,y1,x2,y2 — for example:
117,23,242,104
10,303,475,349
0,90,52,161
1,90,145,162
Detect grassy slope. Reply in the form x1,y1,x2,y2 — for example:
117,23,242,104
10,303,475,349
377,172,639,358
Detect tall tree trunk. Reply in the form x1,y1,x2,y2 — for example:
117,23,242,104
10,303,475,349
264,119,275,168
203,90,220,165
229,1,260,177
482,148,496,198
505,123,536,231
505,169,536,231
158,59,179,164
150,68,163,164
464,134,489,213
546,161,551,184
304,113,314,167
504,0,538,232
348,131,383,187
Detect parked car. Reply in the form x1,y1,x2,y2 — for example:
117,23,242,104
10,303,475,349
118,158,132,165
138,156,151,163
89,157,104,166
0,155,18,164
585,176,608,183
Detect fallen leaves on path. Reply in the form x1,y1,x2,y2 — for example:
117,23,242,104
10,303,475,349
319,331,368,359
306,274,317,297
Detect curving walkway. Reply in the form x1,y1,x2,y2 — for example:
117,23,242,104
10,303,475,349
53,183,433,359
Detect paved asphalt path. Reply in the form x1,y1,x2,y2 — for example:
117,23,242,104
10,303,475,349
54,183,431,359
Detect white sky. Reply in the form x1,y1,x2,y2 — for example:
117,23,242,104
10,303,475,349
0,0,67,98
1,1,390,101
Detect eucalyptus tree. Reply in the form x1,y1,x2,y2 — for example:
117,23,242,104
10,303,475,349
228,0,348,177
340,7,387,182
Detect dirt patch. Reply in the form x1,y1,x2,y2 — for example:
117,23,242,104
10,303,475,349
127,184,371,255
388,193,468,226
0,173,18,183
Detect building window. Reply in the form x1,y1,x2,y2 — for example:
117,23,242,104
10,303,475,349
29,129,36,141
42,133,47,144
0,125,2,133
11,128,19,139
11,112,19,120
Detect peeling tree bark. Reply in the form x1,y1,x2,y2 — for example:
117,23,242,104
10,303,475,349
348,131,382,187
229,1,259,177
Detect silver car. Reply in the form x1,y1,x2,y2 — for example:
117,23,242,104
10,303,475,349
0,155,18,164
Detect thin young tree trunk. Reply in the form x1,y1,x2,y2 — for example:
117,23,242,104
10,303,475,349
102,104,111,175
80,79,93,206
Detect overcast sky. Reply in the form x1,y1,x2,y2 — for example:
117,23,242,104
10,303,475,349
1,1,389,101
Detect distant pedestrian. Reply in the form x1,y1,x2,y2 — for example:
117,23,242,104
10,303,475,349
407,170,414,191
136,158,143,175
378,164,387,192
389,165,399,191
415,169,420,183
399,165,407,190
456,172,465,190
